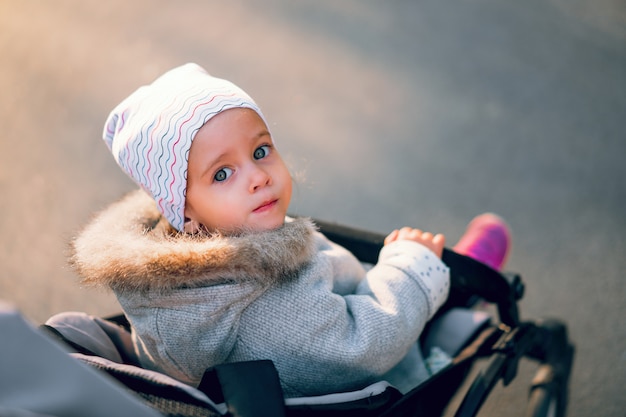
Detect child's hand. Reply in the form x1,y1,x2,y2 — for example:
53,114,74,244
384,227,446,259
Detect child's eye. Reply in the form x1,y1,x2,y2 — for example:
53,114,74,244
214,167,233,182
253,145,271,160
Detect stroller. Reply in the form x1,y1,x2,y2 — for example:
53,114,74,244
6,218,574,417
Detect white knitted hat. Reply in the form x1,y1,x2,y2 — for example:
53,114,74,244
103,63,266,231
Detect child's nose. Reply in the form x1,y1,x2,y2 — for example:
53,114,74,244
249,166,271,192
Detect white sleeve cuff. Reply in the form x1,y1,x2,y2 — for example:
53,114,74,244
379,241,450,318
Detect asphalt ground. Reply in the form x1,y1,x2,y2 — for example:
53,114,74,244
1,1,625,415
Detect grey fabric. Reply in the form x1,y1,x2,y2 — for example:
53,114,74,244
118,234,449,397
45,312,124,363
422,308,491,356
46,312,139,365
0,302,163,417
72,353,225,414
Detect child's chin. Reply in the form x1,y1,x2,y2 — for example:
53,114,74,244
252,217,286,232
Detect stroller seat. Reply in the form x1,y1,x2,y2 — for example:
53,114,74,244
43,307,491,417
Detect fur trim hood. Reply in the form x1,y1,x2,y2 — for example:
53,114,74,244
71,190,318,294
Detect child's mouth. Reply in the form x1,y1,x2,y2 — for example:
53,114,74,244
253,199,278,213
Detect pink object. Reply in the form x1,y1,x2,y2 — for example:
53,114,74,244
453,213,511,271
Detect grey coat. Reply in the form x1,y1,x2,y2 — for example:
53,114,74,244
71,190,450,397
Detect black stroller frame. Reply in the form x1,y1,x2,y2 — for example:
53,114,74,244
41,218,574,417
317,219,574,417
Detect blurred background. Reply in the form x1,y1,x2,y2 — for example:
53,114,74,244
1,1,624,415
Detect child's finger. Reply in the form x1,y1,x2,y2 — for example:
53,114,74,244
401,228,420,240
384,229,399,245
421,232,434,241
433,233,446,257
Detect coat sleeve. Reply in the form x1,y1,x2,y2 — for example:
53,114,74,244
236,239,450,397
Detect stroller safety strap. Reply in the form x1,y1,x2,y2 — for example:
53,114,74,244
199,360,286,417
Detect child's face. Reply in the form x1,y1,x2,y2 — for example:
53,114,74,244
184,108,292,234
